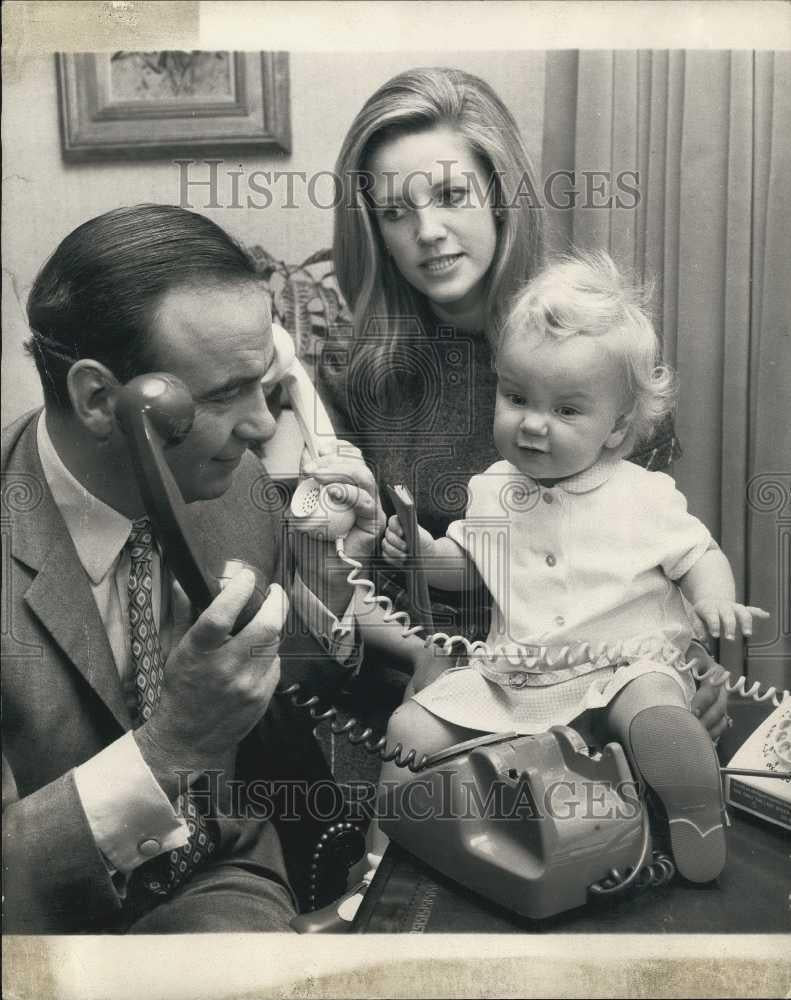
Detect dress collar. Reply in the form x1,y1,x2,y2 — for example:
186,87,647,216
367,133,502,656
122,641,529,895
552,454,623,494
37,413,133,584
509,455,623,495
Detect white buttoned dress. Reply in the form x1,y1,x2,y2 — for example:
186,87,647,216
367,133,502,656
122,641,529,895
411,457,715,734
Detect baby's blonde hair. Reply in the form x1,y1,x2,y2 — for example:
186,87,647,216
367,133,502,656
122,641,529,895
498,250,676,452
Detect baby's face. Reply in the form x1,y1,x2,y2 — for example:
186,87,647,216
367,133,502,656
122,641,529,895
493,334,629,482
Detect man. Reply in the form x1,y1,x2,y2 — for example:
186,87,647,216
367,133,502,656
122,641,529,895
2,204,381,933
2,204,730,934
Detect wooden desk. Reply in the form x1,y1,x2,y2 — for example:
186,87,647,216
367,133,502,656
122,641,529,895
352,810,789,934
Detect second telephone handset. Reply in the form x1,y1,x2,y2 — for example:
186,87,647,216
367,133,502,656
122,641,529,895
273,325,359,541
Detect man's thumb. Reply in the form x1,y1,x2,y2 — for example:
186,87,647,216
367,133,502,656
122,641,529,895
255,582,289,643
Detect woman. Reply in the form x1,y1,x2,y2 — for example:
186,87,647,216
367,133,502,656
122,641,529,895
309,66,727,739
317,68,541,644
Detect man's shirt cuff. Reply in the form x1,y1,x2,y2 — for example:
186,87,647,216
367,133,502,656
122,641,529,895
292,571,363,671
73,731,189,876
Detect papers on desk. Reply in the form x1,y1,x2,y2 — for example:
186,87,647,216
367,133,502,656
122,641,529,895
725,700,791,831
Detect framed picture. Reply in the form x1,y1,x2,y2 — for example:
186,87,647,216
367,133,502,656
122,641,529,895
56,51,290,160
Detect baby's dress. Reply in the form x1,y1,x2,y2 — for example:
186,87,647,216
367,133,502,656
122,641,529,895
412,456,715,734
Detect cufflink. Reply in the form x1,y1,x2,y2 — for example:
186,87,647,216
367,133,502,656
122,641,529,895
138,838,161,857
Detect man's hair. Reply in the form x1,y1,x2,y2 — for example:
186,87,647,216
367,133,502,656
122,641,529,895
25,204,259,408
498,250,677,452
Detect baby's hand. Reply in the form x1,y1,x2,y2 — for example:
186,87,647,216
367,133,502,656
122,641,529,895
692,599,770,640
381,514,435,565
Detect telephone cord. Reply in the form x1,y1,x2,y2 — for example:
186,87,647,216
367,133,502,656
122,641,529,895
332,539,790,709
589,807,651,896
291,539,789,781
589,806,676,896
277,682,431,772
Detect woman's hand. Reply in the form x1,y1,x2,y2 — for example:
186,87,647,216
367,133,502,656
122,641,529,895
299,441,385,559
293,441,385,616
687,641,731,742
381,514,435,566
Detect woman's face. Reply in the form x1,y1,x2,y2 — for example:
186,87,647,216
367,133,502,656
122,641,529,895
367,125,498,326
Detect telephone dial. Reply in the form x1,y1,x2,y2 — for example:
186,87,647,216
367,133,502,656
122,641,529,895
114,323,790,925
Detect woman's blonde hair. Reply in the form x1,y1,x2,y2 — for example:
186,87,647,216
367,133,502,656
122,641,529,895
333,67,543,395
499,250,677,452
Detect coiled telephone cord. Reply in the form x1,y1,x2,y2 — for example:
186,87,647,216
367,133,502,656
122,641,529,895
280,539,788,781
277,682,431,772
589,808,676,895
279,540,788,780
333,538,790,708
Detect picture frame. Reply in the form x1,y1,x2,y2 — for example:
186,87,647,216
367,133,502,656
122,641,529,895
56,51,290,160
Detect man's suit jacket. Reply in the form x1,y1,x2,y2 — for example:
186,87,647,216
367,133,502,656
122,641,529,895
1,410,341,932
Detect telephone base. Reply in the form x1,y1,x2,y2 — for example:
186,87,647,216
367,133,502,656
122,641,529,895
380,726,647,920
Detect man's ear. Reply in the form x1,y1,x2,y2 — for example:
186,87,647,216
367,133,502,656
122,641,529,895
66,360,120,440
604,410,633,451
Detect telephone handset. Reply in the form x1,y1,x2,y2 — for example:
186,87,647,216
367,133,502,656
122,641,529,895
272,325,358,541
114,372,266,632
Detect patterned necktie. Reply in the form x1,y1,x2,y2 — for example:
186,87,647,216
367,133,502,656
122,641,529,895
127,518,165,722
126,517,218,896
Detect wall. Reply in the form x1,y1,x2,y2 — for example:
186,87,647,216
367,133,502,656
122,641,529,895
1,50,545,424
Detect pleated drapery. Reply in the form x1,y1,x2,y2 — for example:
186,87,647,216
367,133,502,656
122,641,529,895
542,51,790,685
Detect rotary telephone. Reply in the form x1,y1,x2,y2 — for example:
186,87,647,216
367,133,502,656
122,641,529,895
114,324,790,926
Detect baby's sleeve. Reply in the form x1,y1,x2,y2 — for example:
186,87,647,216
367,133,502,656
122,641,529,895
649,472,716,580
445,467,501,555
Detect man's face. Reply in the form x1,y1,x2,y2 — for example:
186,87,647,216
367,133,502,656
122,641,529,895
145,281,278,502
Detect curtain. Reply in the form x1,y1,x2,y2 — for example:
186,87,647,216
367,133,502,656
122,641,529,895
542,51,790,686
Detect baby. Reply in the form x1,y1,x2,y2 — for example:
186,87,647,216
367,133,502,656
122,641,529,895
380,251,768,883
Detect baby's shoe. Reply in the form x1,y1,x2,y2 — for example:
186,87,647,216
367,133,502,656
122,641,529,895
628,705,726,882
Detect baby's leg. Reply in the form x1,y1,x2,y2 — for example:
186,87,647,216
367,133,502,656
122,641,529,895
604,672,726,882
367,699,486,860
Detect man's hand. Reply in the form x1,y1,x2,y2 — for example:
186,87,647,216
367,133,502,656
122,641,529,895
134,570,288,795
381,514,435,566
691,599,770,641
